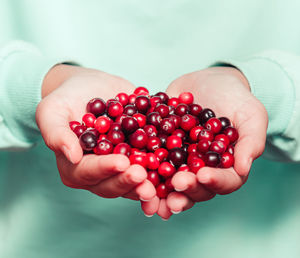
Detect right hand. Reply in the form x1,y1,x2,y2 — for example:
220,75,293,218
36,65,159,216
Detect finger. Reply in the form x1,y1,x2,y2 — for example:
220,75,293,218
233,105,267,176
123,179,156,202
172,172,216,202
36,100,83,164
89,164,147,198
56,154,130,186
166,192,195,214
157,199,173,220
141,196,160,217
197,167,243,195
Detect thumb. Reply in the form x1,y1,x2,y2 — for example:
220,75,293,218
36,100,83,164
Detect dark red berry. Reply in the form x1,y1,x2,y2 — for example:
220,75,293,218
115,92,129,106
69,121,81,131
197,139,211,153
132,113,146,128
160,118,176,134
189,104,202,116
223,126,239,144
166,135,182,150
107,130,125,145
150,96,163,108
73,124,87,137
86,98,106,117
227,145,234,155
168,97,180,108
178,164,190,172
180,114,197,131
187,153,203,165
147,136,161,152
146,153,160,170
79,131,97,151
189,126,204,142
178,92,194,105
128,94,137,104
158,133,168,147
198,129,214,142
156,183,170,198
221,152,234,168
165,177,174,191
113,142,131,157
146,112,162,127
209,140,226,154
204,152,221,167
134,86,149,96
94,139,113,155
199,108,215,125
167,147,187,167
86,128,100,138
154,92,169,104
107,101,124,117
129,129,148,149
219,117,231,130
187,143,198,154
143,125,158,137
158,162,176,178
154,104,169,118
167,114,181,128
82,113,96,128
172,129,187,141
175,103,190,116
123,104,137,116
147,171,160,187
154,148,169,163
121,116,139,134
214,134,230,146
205,118,222,134
135,95,151,114
94,116,111,134
110,122,122,131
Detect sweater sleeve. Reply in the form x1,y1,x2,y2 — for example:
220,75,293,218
0,41,64,150
212,50,300,162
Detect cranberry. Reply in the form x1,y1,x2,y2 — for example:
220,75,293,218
156,183,170,198
178,92,194,105
94,116,111,134
175,103,190,116
204,151,221,167
154,104,169,118
227,145,234,155
128,94,137,104
146,112,162,127
79,131,97,151
154,148,169,163
180,114,197,132
168,97,180,108
189,126,203,142
165,177,174,191
129,153,148,168
168,106,175,115
134,86,149,96
109,122,122,132
129,129,148,149
150,96,163,108
221,152,234,168
121,117,139,134
223,126,239,144
107,130,125,145
189,104,202,116
219,117,231,130
146,153,160,170
106,99,117,107
94,139,113,155
131,148,145,156
82,113,96,128
209,140,226,154
167,114,181,128
178,164,190,172
158,133,168,147
123,105,137,116
166,135,182,150
199,108,215,125
143,125,158,137
86,98,106,117
73,124,87,137
189,158,205,174
113,143,131,157
115,114,127,124
69,121,81,131
86,128,100,138
187,153,203,165
205,118,222,134
115,92,129,106
198,129,214,142
172,129,187,141
197,139,211,154
187,143,198,154
154,92,169,104
135,96,151,114
132,113,146,128
107,101,124,118
158,162,176,177
147,171,160,187
147,136,161,152
98,134,108,141
160,118,176,134
167,147,187,167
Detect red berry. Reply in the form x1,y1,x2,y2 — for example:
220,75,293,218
147,136,161,152
187,143,198,154
198,129,214,142
154,92,169,104
129,129,148,149
107,101,124,117
73,124,87,137
167,147,187,167
123,105,137,116
187,152,203,165
86,98,106,117
143,125,158,137
146,112,162,127
154,148,169,163
227,145,235,155
199,108,215,125
146,153,160,170
160,118,176,134
172,129,186,141
178,164,190,172
69,121,81,131
189,126,204,142
107,130,125,145
115,114,127,124
150,96,163,108
180,114,197,131
94,116,111,134
134,86,149,96
204,151,221,167
167,114,181,128
189,158,205,174
166,135,182,150
223,126,239,144
115,92,129,106
79,131,97,151
86,128,100,138
189,104,202,116
128,94,137,104
156,183,170,198
209,140,226,154
113,143,131,157
197,139,211,153
214,134,230,146
132,113,146,128
165,177,174,191
205,118,222,134
98,134,108,141
168,97,180,108
147,171,160,187
154,104,169,118
178,92,194,105
158,162,176,177
175,103,190,116
219,117,231,130
121,116,139,134
94,139,114,155
82,113,96,128
135,95,151,114
221,152,234,168
129,154,148,168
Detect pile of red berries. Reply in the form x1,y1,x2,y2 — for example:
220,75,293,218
69,87,238,198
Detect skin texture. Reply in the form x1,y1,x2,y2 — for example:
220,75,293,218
155,66,268,219
36,64,158,216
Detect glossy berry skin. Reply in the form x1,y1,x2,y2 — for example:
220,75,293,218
167,147,187,167
123,104,137,116
166,135,182,150
165,177,174,191
172,129,187,141
146,112,162,127
98,134,108,141
128,94,137,104
178,164,190,172
94,139,114,155
154,148,169,163
69,121,81,131
187,152,203,165
187,143,198,154
129,129,148,149
155,92,169,104
175,103,190,116
147,136,161,152
199,108,215,125
219,117,231,130
86,98,106,117
160,118,176,134
189,158,205,174
107,101,124,118
146,153,160,170
209,140,226,154
158,133,168,147
115,92,129,106
205,118,222,134
147,171,160,187
189,126,203,142
109,122,122,132
73,124,87,137
158,162,176,178
156,183,170,199
223,126,239,144
82,113,96,128
154,104,169,118
189,104,202,116
86,128,100,138
113,143,131,157
221,152,234,168
132,113,146,128
168,97,180,108
121,117,139,134
129,154,148,168
150,96,162,108
143,125,158,137
107,130,125,145
178,92,194,105
134,86,149,96
94,116,111,134
214,134,230,146
167,114,181,128
180,114,197,132
79,131,97,151
135,95,151,114
204,151,221,167
197,139,211,154
227,145,234,155
198,129,214,142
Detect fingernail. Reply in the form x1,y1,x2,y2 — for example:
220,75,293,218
144,213,153,218
247,158,253,172
174,187,187,192
140,197,150,202
62,146,74,164
171,210,181,214
161,218,169,221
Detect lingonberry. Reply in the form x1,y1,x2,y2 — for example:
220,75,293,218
178,92,194,105
147,136,161,152
154,104,169,118
135,95,151,114
166,135,182,150
123,104,137,116
156,183,170,198
79,131,97,151
223,126,239,144
147,171,160,187
154,148,169,163
160,118,176,134
154,92,169,104
167,147,187,167
94,116,111,134
158,162,176,178
94,139,114,155
113,142,131,157
86,98,106,117
180,114,197,132
205,117,222,134
132,113,146,128
115,92,129,106
146,153,160,170
189,104,202,116
134,86,149,96
199,108,215,125
121,116,139,134
107,130,125,145
204,151,221,167
175,103,190,116
129,129,148,149
107,101,124,118
221,152,234,168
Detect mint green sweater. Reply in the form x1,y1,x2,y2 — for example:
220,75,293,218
1,1,300,257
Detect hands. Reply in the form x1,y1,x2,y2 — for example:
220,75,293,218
36,65,158,215
156,66,268,219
